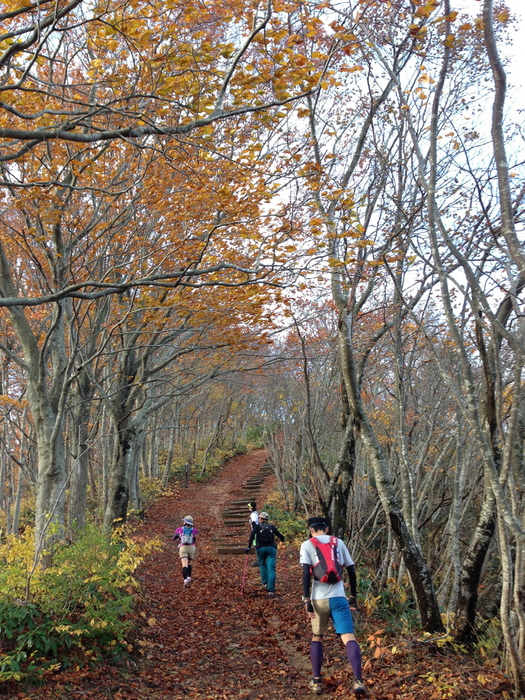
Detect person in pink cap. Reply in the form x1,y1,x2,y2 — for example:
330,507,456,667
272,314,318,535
172,515,198,588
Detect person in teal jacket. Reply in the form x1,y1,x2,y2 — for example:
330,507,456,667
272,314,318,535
245,511,284,596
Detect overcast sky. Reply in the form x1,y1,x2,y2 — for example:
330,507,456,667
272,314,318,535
461,1,523,97
502,0,524,91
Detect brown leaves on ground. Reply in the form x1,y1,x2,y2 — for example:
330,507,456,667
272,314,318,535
6,449,512,700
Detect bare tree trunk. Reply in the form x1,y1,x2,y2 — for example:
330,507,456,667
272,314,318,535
337,314,443,632
497,512,525,694
482,0,525,279
103,420,136,530
68,370,93,534
162,424,176,488
11,470,23,536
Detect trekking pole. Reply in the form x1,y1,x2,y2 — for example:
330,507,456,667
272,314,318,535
240,553,249,595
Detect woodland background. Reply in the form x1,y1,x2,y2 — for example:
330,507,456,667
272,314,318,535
0,0,524,696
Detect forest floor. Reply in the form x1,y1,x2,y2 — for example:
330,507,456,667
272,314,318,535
8,449,513,700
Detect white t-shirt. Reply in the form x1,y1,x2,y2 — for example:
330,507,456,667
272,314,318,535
300,535,354,599
250,511,259,527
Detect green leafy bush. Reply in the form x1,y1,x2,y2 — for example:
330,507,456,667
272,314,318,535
262,496,307,546
0,526,160,682
359,570,419,634
0,602,65,681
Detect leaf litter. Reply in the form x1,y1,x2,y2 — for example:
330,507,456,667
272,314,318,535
6,449,513,700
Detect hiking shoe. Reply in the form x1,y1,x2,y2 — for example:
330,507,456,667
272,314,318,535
352,679,367,697
183,578,190,588
186,577,192,584
267,591,274,597
308,679,323,695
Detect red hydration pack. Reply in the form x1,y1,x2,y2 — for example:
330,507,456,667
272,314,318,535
310,536,343,584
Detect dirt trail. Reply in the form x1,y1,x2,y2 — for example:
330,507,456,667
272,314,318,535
10,449,512,700
28,449,337,700
129,447,316,700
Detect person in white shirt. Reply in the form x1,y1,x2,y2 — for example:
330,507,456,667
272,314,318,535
300,516,367,697
248,501,259,530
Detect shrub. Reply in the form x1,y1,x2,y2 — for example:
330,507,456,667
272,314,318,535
262,496,307,547
359,572,419,634
138,476,175,507
0,526,161,682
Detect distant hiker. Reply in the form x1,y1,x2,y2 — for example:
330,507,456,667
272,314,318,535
248,501,259,530
172,515,198,588
245,511,285,596
300,516,367,697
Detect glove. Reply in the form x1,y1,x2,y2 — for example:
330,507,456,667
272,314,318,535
306,601,314,613
348,595,357,609
245,548,251,554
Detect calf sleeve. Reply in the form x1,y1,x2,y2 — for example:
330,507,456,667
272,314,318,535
188,564,192,577
182,566,189,579
310,641,323,678
345,640,362,680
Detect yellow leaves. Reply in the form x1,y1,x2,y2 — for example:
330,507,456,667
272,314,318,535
496,8,510,23
286,34,304,47
414,1,438,19
329,21,345,32
340,65,364,73
54,624,85,636
418,73,435,85
89,619,109,629
0,394,28,411
443,34,455,48
147,617,157,626
219,44,235,58
409,24,427,38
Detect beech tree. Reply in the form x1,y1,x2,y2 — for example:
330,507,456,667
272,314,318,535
250,0,523,651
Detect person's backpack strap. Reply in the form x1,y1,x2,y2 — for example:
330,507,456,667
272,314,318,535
257,521,275,545
309,536,342,584
181,525,194,545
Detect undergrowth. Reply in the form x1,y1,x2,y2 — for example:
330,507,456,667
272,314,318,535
0,526,160,683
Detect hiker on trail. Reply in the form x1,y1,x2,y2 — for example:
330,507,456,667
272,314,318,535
300,516,367,697
245,511,285,596
248,501,259,530
172,515,198,588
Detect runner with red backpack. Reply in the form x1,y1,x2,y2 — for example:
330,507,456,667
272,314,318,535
300,516,367,697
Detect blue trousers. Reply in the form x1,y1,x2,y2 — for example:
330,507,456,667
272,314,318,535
256,546,277,592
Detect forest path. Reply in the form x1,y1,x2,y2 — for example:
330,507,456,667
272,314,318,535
124,447,321,699
42,448,340,700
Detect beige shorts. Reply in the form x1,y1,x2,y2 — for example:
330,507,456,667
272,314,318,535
179,544,196,560
311,597,355,636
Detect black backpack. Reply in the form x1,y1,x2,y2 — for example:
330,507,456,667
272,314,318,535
257,522,275,545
